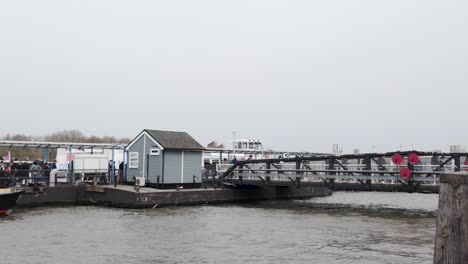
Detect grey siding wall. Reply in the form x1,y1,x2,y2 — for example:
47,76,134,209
147,153,163,184
183,151,202,183
163,151,202,184
163,151,182,184
126,135,146,182
126,134,163,183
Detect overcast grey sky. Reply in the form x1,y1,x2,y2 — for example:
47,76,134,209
1,0,467,153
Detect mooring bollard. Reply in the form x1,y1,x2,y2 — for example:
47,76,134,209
434,172,468,264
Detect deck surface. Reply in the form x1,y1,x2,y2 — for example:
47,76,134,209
104,185,217,193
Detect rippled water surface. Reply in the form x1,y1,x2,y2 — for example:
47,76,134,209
1,192,437,264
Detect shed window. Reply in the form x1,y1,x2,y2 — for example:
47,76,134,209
129,152,139,168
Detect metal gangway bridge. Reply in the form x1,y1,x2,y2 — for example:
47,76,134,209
216,151,468,193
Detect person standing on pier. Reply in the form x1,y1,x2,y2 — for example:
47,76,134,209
108,160,116,182
29,161,42,183
118,161,124,183
0,162,5,180
4,163,11,175
43,162,51,181
50,160,57,170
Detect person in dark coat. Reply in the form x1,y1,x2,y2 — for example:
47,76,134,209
43,162,51,178
118,161,124,182
50,160,57,170
0,161,5,179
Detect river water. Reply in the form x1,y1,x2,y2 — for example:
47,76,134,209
1,192,437,264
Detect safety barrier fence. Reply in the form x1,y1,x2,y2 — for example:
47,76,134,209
219,151,468,188
0,169,122,187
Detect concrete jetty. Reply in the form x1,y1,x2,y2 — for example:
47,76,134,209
13,185,332,208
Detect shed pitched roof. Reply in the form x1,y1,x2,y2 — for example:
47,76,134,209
145,129,205,151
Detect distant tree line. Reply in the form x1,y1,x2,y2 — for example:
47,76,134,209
0,130,131,161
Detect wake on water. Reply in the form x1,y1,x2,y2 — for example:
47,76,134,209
249,191,438,218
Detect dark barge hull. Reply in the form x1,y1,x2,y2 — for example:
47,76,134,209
0,191,23,215
13,185,332,208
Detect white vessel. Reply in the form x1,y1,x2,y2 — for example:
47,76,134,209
204,138,268,165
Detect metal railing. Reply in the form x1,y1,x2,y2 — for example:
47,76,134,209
0,169,123,187
218,151,468,188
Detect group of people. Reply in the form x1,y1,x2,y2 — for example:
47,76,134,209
29,160,57,180
1,158,130,186
108,160,125,182
0,159,58,186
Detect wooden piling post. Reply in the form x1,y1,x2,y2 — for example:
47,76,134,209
434,172,468,264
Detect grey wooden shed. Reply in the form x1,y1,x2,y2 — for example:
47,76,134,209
125,129,205,188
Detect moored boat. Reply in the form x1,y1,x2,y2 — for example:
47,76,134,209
0,189,23,216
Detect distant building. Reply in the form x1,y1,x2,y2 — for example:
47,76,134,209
203,138,265,165
450,145,467,153
332,144,343,155
233,139,263,151
207,141,224,149
126,129,205,188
